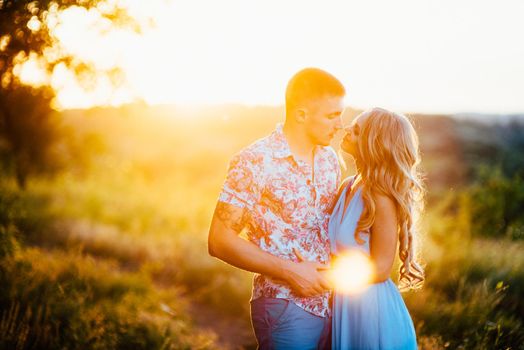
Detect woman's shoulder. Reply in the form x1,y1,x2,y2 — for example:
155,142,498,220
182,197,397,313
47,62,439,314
371,191,396,215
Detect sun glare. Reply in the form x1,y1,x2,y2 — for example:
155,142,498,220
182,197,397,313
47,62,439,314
8,0,524,112
328,250,375,295
14,52,48,87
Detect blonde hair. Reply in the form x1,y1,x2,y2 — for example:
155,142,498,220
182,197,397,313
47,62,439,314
354,107,425,291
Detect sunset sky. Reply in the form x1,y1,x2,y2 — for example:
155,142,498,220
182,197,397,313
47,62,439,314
16,0,524,113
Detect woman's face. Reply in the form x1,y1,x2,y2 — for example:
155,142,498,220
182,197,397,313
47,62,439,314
340,113,367,157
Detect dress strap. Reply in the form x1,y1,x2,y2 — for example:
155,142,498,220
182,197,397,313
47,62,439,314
330,175,357,213
348,175,357,189
337,175,356,198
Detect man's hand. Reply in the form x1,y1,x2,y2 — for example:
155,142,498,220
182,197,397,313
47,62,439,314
280,248,332,297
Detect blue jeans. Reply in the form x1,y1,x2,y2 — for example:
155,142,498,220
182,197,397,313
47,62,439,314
250,297,331,350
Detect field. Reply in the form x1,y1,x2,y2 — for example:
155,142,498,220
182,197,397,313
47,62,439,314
1,104,523,349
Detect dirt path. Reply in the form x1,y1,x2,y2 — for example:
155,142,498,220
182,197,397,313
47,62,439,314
187,301,257,350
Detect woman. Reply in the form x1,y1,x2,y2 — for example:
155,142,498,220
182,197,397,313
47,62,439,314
329,107,425,349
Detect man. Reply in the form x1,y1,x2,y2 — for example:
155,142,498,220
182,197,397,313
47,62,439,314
208,67,345,349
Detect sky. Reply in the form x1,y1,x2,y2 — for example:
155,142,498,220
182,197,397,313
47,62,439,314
15,0,524,113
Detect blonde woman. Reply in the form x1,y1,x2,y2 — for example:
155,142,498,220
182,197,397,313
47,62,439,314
329,108,424,349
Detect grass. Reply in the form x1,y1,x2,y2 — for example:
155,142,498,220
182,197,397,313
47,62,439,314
404,195,524,349
1,106,523,348
0,246,218,349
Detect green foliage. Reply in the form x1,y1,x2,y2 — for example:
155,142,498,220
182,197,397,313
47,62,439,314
467,167,524,240
0,179,219,349
0,185,20,259
405,197,524,349
408,246,524,349
0,0,138,188
499,120,524,178
0,247,217,349
2,107,524,348
431,118,524,240
0,225,18,260
0,179,56,250
0,86,60,188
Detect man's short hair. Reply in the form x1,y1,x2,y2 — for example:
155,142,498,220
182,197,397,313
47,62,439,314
285,67,346,113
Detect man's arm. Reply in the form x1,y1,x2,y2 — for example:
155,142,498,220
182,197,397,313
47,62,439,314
208,201,330,297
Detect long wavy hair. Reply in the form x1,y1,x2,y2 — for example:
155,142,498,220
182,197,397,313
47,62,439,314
353,107,425,291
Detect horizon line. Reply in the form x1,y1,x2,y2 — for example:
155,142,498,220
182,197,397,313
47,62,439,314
58,102,524,117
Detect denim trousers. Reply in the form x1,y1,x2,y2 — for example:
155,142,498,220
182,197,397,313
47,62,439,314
250,297,331,350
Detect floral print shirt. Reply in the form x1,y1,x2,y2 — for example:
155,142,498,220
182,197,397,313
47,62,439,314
218,123,341,317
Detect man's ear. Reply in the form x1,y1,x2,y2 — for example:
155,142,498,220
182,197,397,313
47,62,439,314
294,108,307,124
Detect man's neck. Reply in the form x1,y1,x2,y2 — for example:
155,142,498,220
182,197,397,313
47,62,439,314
282,122,316,166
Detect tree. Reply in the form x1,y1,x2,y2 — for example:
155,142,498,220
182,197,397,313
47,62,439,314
0,0,135,188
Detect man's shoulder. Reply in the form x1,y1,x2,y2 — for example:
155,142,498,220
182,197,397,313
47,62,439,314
231,133,274,165
244,133,274,154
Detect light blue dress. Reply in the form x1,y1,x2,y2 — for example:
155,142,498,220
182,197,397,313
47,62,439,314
329,178,417,350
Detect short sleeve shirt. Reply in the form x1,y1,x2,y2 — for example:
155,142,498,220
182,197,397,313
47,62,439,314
218,123,341,317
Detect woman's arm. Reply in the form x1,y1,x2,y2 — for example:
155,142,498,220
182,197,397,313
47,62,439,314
369,194,398,283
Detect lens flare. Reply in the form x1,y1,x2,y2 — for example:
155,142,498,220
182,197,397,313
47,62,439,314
328,250,375,295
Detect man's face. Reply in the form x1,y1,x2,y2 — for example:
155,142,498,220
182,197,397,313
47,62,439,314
303,96,345,146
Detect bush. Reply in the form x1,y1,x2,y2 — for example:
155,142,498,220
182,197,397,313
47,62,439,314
405,199,524,349
468,167,524,239
0,185,21,259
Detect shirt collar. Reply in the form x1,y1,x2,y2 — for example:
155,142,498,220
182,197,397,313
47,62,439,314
271,123,294,159
271,123,325,161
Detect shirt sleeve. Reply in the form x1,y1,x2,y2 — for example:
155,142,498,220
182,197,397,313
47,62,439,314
218,150,262,210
